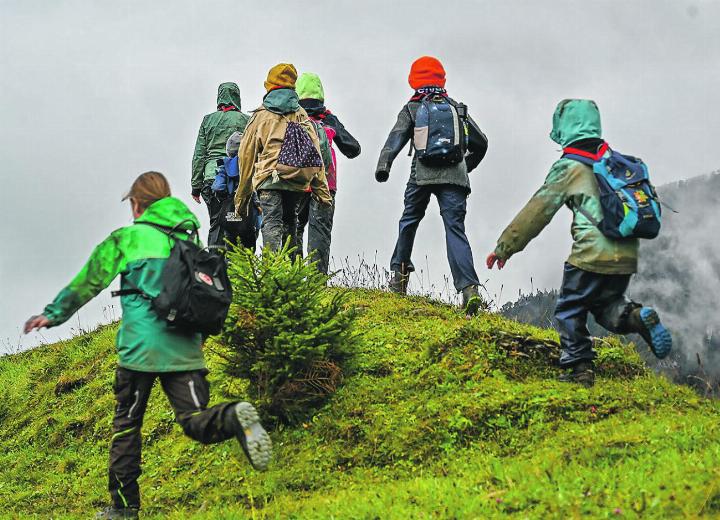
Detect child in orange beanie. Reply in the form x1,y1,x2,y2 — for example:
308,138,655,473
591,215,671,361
374,56,489,315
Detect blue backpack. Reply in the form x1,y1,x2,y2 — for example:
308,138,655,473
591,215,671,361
413,95,468,167
563,143,661,240
211,156,239,196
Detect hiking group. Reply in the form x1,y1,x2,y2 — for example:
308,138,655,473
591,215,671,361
23,56,672,519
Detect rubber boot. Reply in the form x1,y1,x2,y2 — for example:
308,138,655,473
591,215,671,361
558,360,595,388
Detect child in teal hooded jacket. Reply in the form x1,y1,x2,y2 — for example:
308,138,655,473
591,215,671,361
487,100,672,387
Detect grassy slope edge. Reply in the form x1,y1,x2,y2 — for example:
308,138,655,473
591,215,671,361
1,290,719,519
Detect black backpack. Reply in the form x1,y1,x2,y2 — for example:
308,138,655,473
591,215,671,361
112,221,232,336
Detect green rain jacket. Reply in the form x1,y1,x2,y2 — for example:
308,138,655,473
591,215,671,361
494,99,639,275
43,198,205,372
191,82,251,193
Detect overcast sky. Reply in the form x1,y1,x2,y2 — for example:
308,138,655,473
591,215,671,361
1,0,719,351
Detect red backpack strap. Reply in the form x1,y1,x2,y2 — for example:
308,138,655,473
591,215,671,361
562,142,609,161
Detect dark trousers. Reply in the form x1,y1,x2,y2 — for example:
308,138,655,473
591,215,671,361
297,192,336,274
258,189,303,253
390,182,479,292
555,263,637,367
201,181,224,248
109,368,238,509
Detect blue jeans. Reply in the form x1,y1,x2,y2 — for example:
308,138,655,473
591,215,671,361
390,182,479,292
555,263,637,367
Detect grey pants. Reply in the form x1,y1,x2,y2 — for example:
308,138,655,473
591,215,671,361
258,190,304,253
297,192,335,274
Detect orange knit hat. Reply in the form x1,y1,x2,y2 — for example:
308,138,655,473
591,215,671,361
408,56,446,90
264,63,298,92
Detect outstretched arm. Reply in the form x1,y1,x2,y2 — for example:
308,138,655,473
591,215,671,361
25,233,126,332
491,160,575,265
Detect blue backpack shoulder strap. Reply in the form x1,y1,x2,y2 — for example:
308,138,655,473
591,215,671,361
562,153,595,167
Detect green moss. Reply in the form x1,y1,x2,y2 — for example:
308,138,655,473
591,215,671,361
1,290,718,518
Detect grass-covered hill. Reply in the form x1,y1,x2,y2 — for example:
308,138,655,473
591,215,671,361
2,290,720,519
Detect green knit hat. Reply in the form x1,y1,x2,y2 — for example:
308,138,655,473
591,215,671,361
296,72,325,101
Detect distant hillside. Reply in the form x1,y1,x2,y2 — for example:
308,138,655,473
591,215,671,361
502,172,720,392
2,290,720,518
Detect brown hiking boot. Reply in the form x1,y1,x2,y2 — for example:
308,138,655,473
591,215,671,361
389,269,409,294
558,361,595,388
461,285,483,316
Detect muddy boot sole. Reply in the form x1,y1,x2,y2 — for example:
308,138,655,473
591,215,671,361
638,307,672,359
235,402,272,471
95,507,139,519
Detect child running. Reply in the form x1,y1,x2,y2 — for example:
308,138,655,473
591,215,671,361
487,99,672,387
24,172,271,519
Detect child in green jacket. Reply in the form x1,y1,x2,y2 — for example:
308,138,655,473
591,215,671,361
24,172,271,519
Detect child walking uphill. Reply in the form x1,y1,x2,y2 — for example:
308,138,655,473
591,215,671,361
24,172,272,519
375,56,488,314
295,72,361,274
487,99,672,387
235,63,332,253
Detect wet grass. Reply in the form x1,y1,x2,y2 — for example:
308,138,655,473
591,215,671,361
1,290,718,518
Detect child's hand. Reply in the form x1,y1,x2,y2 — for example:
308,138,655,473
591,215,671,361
24,315,50,334
486,252,506,270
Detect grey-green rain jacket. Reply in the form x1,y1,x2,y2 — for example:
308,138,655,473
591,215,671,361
494,99,639,274
191,82,251,193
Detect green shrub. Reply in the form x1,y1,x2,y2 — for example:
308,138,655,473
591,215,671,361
219,244,356,423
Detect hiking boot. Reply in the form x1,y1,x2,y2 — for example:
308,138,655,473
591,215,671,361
388,270,408,294
462,285,483,316
234,402,272,471
558,361,595,387
95,506,139,519
628,307,672,359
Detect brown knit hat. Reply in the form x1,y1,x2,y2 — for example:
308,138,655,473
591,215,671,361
264,63,298,92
